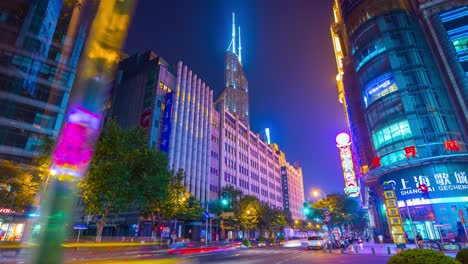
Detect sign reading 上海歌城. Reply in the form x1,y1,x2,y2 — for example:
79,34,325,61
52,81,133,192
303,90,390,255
336,132,360,197
378,163,468,200
383,185,406,246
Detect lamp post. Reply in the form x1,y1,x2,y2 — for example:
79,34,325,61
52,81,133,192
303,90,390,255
312,190,334,246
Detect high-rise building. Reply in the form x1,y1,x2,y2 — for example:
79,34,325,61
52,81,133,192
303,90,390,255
412,0,468,136
331,0,468,242
214,105,283,209
276,147,305,221
110,51,213,203
216,13,249,126
0,0,92,164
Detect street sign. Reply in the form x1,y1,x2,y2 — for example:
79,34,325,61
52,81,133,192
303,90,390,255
203,211,210,220
324,216,331,223
73,224,88,230
324,210,330,216
163,227,170,233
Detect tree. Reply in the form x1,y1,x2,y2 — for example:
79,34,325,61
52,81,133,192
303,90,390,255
238,195,261,236
311,193,368,236
0,161,40,214
220,185,243,212
258,204,287,238
79,120,169,241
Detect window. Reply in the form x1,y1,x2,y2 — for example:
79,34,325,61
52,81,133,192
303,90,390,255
372,120,412,150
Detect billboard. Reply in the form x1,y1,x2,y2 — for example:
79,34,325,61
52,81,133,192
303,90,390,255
378,163,468,201
281,166,290,213
159,92,173,153
336,132,360,197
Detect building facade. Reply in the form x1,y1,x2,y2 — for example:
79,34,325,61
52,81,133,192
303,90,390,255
277,148,305,221
331,0,468,242
0,0,91,164
167,62,213,203
413,0,468,136
217,51,249,126
214,104,283,209
110,51,214,203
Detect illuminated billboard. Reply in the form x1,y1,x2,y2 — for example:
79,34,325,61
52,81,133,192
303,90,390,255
336,132,360,197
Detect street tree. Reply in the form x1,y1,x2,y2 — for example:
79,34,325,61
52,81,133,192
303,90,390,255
238,195,261,237
0,160,40,214
79,120,166,241
311,193,368,236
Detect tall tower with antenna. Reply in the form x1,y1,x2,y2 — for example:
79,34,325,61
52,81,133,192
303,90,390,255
217,12,249,125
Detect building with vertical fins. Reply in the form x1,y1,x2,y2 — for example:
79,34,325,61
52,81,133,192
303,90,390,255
110,51,213,203
331,0,468,242
216,12,250,126
0,0,92,164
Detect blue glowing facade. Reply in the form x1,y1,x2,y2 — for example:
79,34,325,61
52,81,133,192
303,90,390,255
0,0,91,164
331,0,468,242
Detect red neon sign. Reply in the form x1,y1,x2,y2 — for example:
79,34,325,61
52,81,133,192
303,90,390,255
404,146,417,158
444,139,460,151
372,156,381,168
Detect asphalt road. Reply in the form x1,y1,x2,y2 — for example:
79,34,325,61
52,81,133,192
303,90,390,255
179,247,392,264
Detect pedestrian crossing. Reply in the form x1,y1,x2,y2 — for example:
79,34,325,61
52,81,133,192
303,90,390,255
242,248,311,254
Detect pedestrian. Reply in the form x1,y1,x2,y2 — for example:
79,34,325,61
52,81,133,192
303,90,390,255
378,234,383,247
416,233,424,248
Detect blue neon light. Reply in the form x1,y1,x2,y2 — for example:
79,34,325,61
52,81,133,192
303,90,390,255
356,47,386,71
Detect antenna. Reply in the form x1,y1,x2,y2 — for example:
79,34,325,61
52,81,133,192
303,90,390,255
238,26,242,64
232,12,236,55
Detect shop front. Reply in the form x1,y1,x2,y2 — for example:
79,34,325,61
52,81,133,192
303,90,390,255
377,162,468,242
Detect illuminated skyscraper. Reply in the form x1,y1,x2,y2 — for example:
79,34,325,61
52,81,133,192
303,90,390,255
217,12,249,126
331,0,468,242
0,0,92,164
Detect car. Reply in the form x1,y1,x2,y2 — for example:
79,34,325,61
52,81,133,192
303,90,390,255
307,236,324,250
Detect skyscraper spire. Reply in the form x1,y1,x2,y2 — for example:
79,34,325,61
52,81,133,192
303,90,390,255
232,12,236,55
238,26,242,64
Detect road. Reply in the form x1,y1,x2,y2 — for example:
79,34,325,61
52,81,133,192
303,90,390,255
179,247,392,264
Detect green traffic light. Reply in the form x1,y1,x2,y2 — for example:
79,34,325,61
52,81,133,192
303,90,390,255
303,207,311,215
221,199,228,206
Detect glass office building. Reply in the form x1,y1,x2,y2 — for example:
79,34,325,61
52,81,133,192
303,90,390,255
331,0,468,242
0,0,90,164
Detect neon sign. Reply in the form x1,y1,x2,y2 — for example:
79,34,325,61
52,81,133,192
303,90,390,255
51,107,101,178
336,132,359,197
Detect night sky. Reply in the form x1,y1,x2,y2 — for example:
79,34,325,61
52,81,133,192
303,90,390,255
124,0,349,197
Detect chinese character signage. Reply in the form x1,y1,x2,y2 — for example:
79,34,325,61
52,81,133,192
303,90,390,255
382,184,406,246
379,163,468,200
159,92,173,153
336,132,359,197
281,166,290,212
404,145,417,158
444,139,460,151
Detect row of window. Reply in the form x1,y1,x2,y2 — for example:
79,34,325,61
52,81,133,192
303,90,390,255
210,150,219,160
211,135,219,144
209,184,218,193
210,167,219,176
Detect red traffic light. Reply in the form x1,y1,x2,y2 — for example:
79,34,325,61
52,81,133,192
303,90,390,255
418,184,428,193
159,226,163,231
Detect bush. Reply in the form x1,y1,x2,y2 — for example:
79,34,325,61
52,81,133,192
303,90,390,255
388,249,460,264
456,248,468,264
242,238,251,247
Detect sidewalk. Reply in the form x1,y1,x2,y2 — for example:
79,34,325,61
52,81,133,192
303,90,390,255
322,242,459,257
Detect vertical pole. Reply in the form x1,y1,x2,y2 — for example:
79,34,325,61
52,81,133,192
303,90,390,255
205,203,209,247
405,201,417,245
76,229,81,244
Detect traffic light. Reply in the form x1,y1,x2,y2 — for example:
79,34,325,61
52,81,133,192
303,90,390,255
303,202,311,215
418,184,429,198
189,196,194,208
221,191,229,207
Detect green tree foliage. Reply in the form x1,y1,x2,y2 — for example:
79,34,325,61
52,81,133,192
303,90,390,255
388,249,460,264
311,193,368,234
155,169,203,222
238,195,261,232
79,120,171,241
0,160,40,214
258,203,287,238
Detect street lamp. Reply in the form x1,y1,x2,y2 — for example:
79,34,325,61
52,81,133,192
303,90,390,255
311,189,334,246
